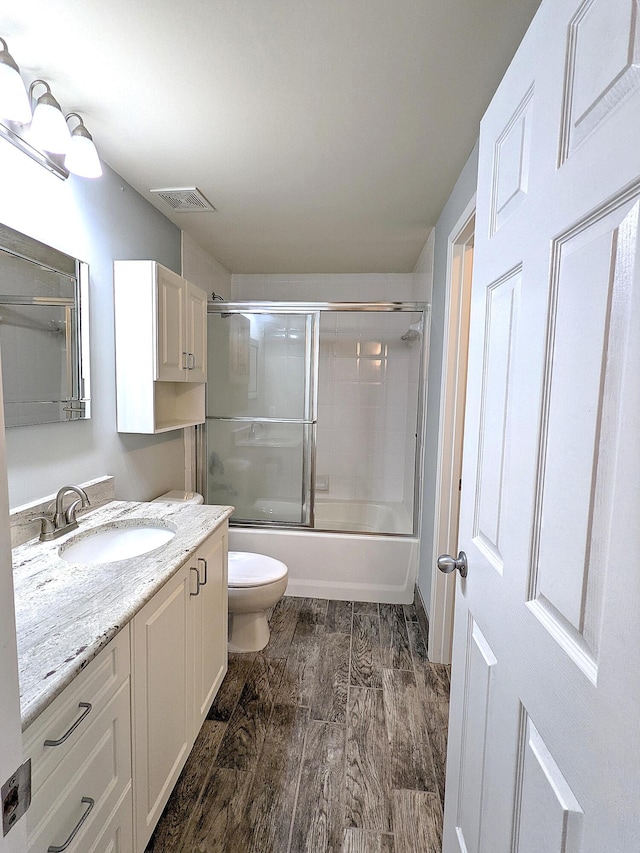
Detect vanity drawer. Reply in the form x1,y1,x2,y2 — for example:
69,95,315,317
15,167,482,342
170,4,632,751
23,627,130,792
26,678,131,853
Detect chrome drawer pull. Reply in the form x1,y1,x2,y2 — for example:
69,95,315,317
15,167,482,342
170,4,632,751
190,565,200,595
44,702,92,747
198,556,208,586
47,796,94,852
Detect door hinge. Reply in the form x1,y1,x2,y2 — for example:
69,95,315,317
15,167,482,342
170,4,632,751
2,759,31,836
459,478,462,491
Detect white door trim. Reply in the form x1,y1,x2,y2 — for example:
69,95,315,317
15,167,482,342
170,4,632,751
428,197,476,663
0,363,28,850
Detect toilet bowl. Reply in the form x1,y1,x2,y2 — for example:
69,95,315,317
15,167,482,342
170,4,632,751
152,492,288,653
228,551,288,653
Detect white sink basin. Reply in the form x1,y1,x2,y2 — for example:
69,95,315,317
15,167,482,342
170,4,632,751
59,520,177,564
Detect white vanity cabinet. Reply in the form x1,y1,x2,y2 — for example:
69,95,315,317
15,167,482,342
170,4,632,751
22,629,133,853
131,524,228,852
114,260,208,433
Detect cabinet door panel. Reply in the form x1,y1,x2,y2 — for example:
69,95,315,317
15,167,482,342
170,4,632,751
192,529,228,733
156,265,185,381
132,566,192,852
185,281,208,383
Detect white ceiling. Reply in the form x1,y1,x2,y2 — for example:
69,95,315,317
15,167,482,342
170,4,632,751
2,1,541,273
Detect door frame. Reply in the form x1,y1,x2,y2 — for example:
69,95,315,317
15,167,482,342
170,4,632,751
0,361,29,851
428,198,476,663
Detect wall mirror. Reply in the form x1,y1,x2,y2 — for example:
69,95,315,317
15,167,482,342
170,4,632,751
0,223,91,427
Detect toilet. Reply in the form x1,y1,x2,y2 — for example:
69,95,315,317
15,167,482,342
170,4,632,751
227,551,288,653
153,491,289,653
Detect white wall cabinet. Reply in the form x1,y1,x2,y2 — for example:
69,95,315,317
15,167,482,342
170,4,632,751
131,524,228,852
114,260,208,433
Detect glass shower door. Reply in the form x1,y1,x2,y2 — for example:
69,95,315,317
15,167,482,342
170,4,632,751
205,310,315,525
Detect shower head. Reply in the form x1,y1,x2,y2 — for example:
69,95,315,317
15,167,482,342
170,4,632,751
401,321,422,343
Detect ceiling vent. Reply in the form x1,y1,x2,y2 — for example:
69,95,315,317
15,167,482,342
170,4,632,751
149,186,216,212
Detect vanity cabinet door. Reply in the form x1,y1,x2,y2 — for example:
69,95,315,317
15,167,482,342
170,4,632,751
131,564,193,853
156,265,186,382
191,527,228,734
184,280,207,383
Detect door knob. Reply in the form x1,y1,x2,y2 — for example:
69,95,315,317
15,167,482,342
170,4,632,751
437,551,468,578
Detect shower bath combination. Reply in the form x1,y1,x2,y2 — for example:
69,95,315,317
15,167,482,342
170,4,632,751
198,301,429,603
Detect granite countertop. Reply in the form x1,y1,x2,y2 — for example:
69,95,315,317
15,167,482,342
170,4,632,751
12,499,234,730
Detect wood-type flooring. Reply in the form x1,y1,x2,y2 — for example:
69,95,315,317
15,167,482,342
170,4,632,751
145,596,450,853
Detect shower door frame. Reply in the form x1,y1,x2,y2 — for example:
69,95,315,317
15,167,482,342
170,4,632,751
198,301,429,537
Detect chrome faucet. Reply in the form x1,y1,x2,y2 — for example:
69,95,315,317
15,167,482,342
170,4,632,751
34,485,91,541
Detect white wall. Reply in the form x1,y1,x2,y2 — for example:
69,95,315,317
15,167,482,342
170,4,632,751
182,231,232,298
0,137,185,508
412,228,435,302
232,272,416,302
416,142,479,611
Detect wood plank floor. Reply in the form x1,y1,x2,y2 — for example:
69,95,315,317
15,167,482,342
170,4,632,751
145,596,450,853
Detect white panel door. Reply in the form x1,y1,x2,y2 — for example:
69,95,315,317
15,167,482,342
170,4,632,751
443,1,640,851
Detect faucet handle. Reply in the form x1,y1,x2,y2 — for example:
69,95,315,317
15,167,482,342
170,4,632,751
33,514,56,539
65,499,83,525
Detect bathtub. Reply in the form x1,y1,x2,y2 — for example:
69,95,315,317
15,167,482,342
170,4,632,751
229,499,419,604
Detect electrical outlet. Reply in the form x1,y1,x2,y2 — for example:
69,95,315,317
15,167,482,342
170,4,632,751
1,759,31,837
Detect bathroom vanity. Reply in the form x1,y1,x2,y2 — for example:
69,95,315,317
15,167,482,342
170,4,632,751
12,499,233,853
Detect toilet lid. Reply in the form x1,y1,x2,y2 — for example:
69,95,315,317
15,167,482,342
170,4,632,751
228,551,288,588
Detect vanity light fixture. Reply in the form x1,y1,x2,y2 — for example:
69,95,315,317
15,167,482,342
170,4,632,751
0,37,102,180
28,79,71,153
64,112,102,178
0,37,31,124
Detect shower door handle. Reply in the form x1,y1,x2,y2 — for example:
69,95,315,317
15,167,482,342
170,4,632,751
437,551,468,578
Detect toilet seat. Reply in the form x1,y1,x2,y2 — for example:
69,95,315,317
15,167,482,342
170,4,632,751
228,551,288,588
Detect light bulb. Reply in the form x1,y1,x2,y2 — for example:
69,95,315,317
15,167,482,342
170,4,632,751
29,84,71,153
0,38,31,124
64,121,102,178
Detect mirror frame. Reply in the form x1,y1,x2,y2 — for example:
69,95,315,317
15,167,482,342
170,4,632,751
0,222,91,426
